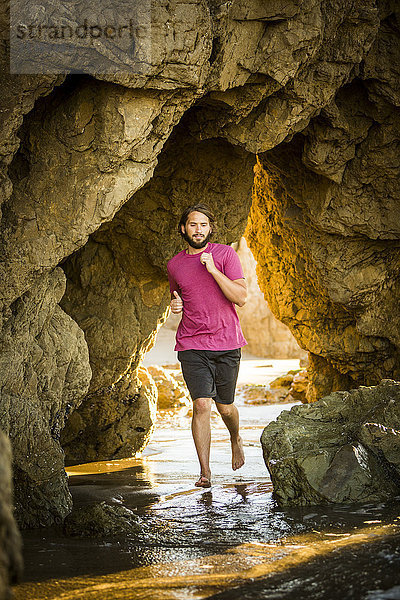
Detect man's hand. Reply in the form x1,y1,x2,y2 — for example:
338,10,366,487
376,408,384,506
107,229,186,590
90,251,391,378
200,252,217,274
200,252,247,306
170,290,183,314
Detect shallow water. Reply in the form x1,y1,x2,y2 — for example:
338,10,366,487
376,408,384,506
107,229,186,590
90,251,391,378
13,359,400,600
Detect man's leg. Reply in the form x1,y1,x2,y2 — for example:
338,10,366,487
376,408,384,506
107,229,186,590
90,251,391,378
215,402,245,471
192,397,212,487
213,349,244,471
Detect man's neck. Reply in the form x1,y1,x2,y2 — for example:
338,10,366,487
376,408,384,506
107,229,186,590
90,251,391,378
186,242,210,255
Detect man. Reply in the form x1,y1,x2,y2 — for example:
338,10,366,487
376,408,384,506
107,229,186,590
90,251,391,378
167,203,247,488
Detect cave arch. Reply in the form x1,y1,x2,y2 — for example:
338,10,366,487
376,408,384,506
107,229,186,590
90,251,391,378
59,117,255,463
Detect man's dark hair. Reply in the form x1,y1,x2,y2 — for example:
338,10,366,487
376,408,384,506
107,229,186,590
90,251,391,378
178,204,217,237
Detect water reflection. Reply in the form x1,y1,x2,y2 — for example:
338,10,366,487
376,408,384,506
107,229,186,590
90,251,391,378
67,460,161,511
198,491,213,508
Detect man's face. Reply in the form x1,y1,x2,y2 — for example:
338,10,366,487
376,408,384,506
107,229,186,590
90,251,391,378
181,211,212,249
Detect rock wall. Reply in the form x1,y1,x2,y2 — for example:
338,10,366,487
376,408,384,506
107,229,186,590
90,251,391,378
0,5,215,526
1,0,399,527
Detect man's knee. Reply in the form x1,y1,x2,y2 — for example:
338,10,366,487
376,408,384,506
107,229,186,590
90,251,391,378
215,401,235,416
193,397,212,415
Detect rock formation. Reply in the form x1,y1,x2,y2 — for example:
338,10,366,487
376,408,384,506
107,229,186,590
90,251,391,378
1,0,399,527
0,268,92,527
261,379,400,505
0,431,23,599
239,369,309,405
61,366,157,464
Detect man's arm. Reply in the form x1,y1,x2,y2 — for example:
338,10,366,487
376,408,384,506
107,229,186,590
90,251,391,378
200,252,247,307
167,264,183,313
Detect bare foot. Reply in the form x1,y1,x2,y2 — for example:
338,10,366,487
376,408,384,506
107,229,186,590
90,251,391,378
195,474,212,488
231,436,245,471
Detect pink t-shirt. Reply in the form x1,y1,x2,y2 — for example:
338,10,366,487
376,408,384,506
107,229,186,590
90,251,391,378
167,242,247,351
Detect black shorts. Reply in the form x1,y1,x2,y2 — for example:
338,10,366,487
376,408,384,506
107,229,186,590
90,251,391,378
177,348,241,405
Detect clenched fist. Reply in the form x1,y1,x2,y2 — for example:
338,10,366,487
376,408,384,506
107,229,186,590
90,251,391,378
170,290,183,314
200,252,217,274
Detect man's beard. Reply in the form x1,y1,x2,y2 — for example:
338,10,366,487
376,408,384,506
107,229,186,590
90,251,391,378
183,230,211,249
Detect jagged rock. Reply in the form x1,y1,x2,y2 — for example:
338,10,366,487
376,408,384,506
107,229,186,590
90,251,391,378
269,368,310,404
0,431,23,599
63,501,142,538
240,385,268,404
264,388,291,404
147,365,190,410
62,366,157,464
236,238,306,358
359,422,400,472
191,0,380,153
304,354,355,403
261,380,400,506
1,0,215,312
0,269,91,527
0,66,64,252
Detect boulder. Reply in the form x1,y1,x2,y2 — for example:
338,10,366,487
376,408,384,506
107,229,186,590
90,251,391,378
240,385,269,405
147,365,190,409
241,385,292,405
62,366,157,464
63,501,142,538
261,380,400,506
288,369,309,403
264,388,292,404
270,372,297,389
